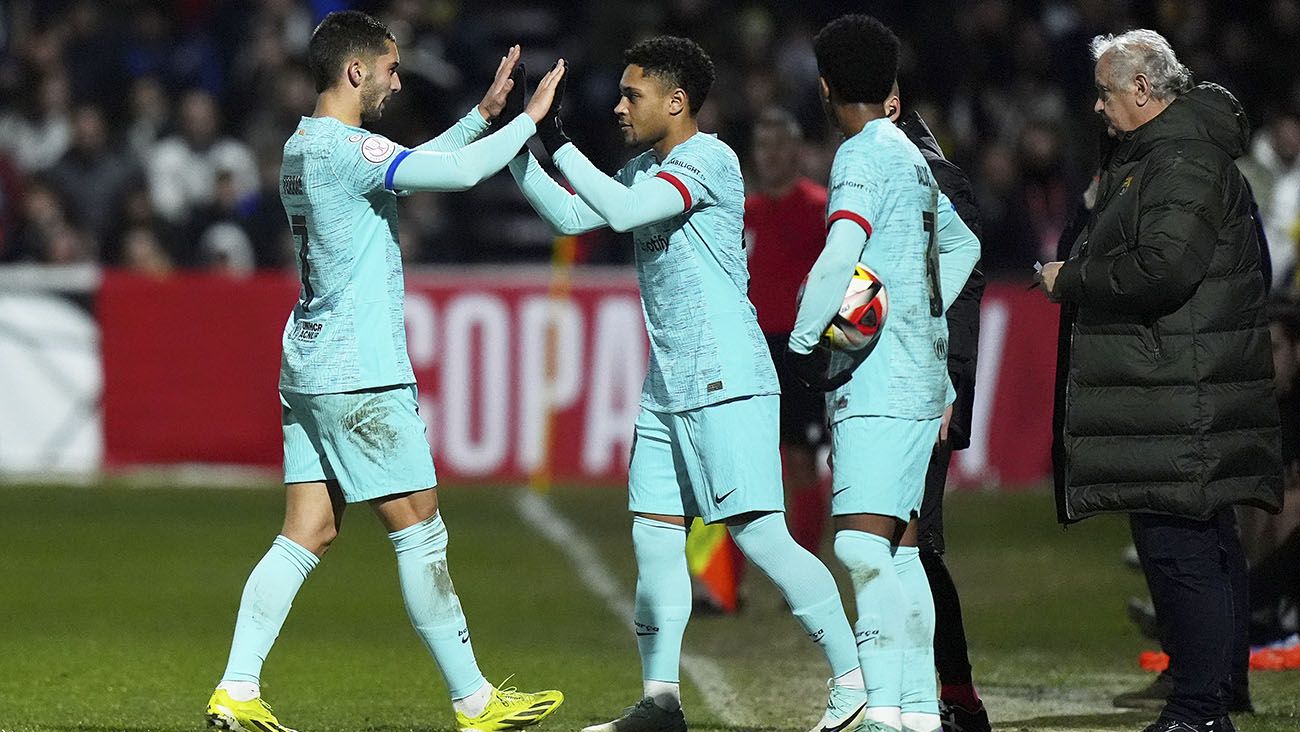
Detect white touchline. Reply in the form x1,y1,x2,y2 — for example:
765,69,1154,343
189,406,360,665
514,489,746,727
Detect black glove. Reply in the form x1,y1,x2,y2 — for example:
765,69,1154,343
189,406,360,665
786,345,854,392
490,62,526,132
536,67,570,155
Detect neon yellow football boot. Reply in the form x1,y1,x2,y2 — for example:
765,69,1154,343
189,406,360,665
455,681,565,731
205,688,297,732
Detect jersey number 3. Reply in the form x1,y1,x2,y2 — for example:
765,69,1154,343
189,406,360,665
291,214,314,312
922,210,942,316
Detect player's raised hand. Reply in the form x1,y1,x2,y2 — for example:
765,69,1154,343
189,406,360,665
479,45,522,122
527,60,570,152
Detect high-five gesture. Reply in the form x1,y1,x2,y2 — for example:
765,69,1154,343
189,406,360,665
535,62,570,154
525,60,568,125
478,45,522,122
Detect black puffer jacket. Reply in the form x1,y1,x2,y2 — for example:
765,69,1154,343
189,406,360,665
898,111,985,451
1053,83,1283,522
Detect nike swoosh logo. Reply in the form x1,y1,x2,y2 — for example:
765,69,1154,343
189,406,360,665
833,486,851,497
715,487,738,504
635,631,656,636
816,700,868,732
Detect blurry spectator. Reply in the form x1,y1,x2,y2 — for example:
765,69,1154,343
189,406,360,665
0,69,72,173
146,89,257,225
0,153,24,257
4,177,69,262
190,169,255,274
47,104,140,242
974,144,1037,272
61,0,125,107
240,63,316,155
119,224,175,277
1018,121,1074,264
125,76,172,157
238,150,293,269
200,221,255,276
1263,116,1300,290
107,182,182,267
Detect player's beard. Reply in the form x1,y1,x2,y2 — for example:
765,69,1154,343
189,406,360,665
359,81,388,127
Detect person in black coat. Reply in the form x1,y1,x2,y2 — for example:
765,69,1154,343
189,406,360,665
1037,30,1282,732
890,94,990,732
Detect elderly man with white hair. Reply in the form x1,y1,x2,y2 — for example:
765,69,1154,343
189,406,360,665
1036,29,1283,732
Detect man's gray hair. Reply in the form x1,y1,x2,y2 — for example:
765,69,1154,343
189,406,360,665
1090,29,1192,101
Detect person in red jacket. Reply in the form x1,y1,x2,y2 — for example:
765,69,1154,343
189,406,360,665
745,107,832,553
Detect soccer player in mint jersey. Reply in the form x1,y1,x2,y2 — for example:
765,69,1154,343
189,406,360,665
510,36,867,732
205,11,567,732
787,15,980,732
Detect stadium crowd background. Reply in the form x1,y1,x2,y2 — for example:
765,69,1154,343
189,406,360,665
1,0,1299,286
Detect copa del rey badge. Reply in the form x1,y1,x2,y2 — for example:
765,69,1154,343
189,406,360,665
361,135,396,163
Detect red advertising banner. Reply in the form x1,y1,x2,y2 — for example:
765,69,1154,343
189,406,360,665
99,269,1059,488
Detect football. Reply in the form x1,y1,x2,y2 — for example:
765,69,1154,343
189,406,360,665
821,263,887,352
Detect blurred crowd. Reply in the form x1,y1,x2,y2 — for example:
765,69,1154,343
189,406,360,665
1,0,1299,285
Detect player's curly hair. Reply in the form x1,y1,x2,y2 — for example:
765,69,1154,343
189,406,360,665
624,36,716,115
813,14,900,105
307,11,396,93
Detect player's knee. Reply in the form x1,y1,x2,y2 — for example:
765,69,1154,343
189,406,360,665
282,519,339,558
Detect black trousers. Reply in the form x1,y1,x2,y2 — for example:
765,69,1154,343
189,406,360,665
918,440,975,685
1130,508,1249,722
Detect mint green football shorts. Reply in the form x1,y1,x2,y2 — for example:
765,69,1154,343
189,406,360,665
280,384,438,503
829,414,942,521
628,394,786,524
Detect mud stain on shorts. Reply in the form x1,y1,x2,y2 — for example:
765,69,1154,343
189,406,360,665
341,394,400,461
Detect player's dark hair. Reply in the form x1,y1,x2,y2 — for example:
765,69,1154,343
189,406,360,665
624,36,715,115
813,14,900,105
307,10,396,93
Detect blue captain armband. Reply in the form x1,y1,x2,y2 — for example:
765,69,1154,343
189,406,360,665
384,150,415,191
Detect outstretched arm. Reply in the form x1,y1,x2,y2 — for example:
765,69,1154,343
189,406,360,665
415,106,491,153
385,57,567,193
551,144,689,232
385,114,537,192
508,151,608,235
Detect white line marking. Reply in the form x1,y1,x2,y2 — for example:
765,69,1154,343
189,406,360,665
514,489,745,727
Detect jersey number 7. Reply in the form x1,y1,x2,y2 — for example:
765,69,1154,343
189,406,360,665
922,210,942,316
292,214,314,312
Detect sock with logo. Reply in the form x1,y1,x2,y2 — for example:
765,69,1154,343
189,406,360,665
835,529,906,728
729,512,859,677
632,516,692,689
220,535,319,685
390,513,486,700
896,546,941,729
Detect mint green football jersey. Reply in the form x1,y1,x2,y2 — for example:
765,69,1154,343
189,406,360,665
616,133,778,413
278,116,414,394
825,118,950,422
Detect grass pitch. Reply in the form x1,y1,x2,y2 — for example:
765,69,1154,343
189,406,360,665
0,482,1295,732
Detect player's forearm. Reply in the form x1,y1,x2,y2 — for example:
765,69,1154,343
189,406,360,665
936,197,981,311
415,106,490,153
551,144,684,232
790,219,866,354
508,152,608,235
388,114,536,192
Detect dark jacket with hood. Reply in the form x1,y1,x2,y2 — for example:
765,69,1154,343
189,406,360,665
898,111,985,450
1052,83,1283,522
